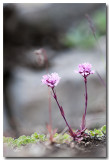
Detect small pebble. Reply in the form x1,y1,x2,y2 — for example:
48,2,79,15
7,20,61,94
85,142,90,146
55,143,61,147
70,142,75,148
81,141,85,144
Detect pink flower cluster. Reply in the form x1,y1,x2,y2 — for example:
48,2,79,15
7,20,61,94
42,73,61,88
75,63,95,77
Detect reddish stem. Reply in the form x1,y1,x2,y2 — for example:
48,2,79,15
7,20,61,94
48,87,52,131
84,77,88,117
81,77,88,130
52,88,76,139
36,49,53,139
43,50,53,140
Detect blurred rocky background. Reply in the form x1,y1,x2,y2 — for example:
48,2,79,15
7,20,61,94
3,3,106,138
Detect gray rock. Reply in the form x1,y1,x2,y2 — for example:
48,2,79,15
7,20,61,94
4,3,105,47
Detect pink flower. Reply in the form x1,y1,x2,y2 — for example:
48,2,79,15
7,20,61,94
42,73,61,88
75,63,95,77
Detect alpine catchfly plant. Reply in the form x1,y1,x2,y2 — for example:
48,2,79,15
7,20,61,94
42,67,95,141
75,63,95,130
42,73,77,140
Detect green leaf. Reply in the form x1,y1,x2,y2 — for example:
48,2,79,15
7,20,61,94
38,134,46,141
63,133,70,139
101,125,106,134
89,130,95,136
31,132,39,139
54,133,59,137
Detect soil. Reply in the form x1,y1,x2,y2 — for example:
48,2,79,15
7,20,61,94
3,137,106,158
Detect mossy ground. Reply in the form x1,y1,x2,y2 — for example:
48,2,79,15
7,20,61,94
3,125,106,148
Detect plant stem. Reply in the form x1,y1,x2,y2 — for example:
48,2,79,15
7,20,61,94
81,77,88,130
48,87,52,131
96,70,106,87
43,50,53,138
52,88,76,139
84,77,88,117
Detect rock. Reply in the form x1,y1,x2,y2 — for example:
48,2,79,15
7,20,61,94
3,140,106,157
4,3,105,48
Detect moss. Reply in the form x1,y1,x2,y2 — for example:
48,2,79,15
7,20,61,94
85,125,106,138
3,125,106,147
